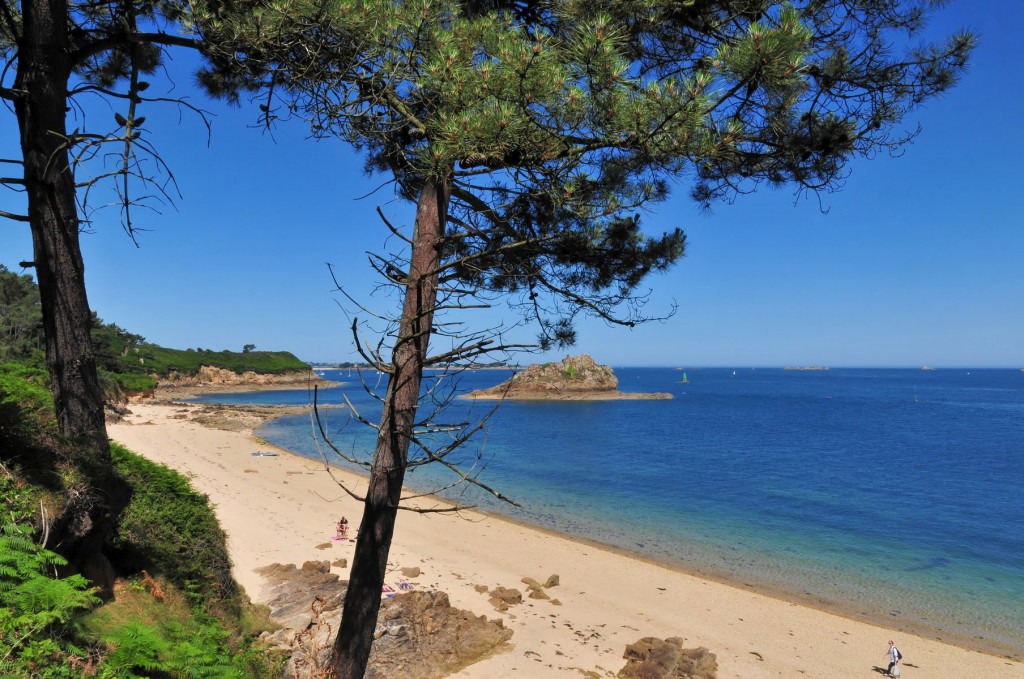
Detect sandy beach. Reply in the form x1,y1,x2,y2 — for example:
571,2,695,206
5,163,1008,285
108,401,1022,678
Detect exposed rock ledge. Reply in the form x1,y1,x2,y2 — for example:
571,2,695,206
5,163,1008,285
111,366,341,428
147,366,337,400
257,561,513,679
463,354,672,401
159,365,326,388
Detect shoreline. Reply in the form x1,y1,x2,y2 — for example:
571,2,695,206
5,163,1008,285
109,394,1023,677
440,502,1022,663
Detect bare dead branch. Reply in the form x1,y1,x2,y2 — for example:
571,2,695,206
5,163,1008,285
0,209,30,222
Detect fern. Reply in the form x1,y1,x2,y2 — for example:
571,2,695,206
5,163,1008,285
98,616,244,677
170,643,234,678
0,520,100,677
102,621,169,674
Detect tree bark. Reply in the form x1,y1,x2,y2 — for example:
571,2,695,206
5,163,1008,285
14,0,124,594
330,178,449,678
15,0,109,453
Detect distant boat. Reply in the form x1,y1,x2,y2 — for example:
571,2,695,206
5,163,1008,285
732,370,736,377
680,372,689,384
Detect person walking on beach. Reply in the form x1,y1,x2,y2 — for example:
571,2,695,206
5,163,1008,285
886,640,902,676
336,516,349,540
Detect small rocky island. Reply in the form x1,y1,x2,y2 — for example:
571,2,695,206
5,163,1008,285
463,354,672,401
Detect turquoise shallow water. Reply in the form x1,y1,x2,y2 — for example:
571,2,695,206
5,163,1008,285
189,367,1024,657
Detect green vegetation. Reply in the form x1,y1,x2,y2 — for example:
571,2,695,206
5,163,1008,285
0,369,284,677
1,266,310,400
0,266,44,362
110,443,238,613
114,345,310,379
0,362,53,447
0,518,100,678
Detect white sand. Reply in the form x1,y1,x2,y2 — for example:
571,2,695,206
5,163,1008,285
109,402,1022,678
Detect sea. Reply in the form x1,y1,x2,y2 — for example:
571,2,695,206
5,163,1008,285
184,367,1024,658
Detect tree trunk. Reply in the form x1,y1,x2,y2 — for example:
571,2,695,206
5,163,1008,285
14,0,125,595
330,178,449,678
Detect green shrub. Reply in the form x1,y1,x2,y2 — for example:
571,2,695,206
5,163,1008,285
113,345,309,377
109,371,158,393
0,365,282,677
0,362,54,450
91,447,283,676
110,444,238,613
98,368,158,403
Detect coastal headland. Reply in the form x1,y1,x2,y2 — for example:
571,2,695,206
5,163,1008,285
108,381,1022,678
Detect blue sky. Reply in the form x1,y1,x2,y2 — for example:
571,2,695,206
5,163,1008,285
2,3,1021,368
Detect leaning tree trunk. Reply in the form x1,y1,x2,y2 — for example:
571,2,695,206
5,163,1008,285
14,0,126,594
330,178,449,678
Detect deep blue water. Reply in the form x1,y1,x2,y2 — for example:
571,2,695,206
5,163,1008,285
187,367,1024,655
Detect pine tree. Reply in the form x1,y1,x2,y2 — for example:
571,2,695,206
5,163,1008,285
198,2,971,675
1,0,205,592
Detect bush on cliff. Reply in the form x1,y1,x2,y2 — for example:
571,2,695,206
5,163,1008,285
0,369,283,677
114,344,310,378
109,443,238,615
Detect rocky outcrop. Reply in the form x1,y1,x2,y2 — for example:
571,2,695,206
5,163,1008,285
618,638,718,679
464,355,672,401
158,365,319,388
257,561,512,679
366,590,513,679
138,366,338,402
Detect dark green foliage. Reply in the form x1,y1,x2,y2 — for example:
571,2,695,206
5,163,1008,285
1,367,282,677
90,312,146,373
113,344,310,378
0,362,54,449
200,0,972,350
0,272,308,403
100,369,160,398
110,444,239,613
0,265,45,361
